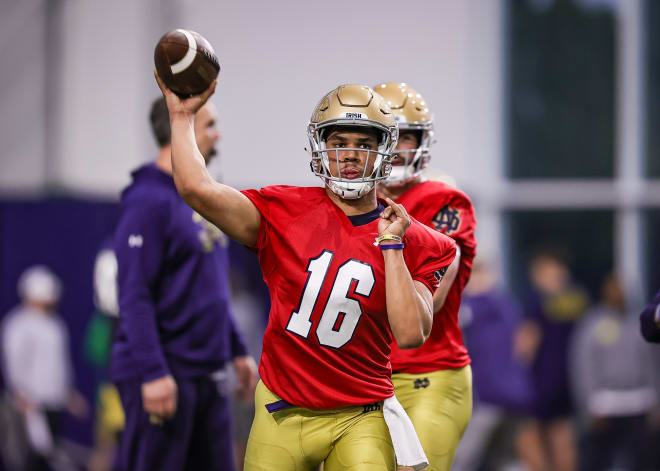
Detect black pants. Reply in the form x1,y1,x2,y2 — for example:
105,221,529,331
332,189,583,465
580,415,646,471
114,376,235,471
26,409,66,471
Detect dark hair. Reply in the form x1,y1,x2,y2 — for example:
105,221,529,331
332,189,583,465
149,97,171,147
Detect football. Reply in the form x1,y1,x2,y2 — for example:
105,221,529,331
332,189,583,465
154,29,220,97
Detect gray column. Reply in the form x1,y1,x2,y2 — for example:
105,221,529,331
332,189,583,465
0,1,47,194
465,0,506,274
615,0,644,303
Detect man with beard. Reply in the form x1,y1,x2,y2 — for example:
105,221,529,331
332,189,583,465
111,97,258,471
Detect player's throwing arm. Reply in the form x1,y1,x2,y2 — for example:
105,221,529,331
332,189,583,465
154,71,261,247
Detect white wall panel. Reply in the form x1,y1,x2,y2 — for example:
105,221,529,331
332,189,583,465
179,0,490,190
0,1,47,194
53,0,177,196
0,1,500,197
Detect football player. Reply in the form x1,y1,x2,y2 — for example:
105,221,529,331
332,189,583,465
155,74,458,471
374,82,477,471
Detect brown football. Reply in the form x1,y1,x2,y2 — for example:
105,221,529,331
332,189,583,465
154,29,220,97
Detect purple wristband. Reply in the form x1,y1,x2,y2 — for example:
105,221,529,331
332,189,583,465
380,243,404,250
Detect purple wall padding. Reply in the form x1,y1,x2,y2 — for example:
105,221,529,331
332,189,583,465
0,197,119,446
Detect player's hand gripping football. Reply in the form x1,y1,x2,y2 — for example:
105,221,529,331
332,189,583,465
378,197,411,241
154,68,217,117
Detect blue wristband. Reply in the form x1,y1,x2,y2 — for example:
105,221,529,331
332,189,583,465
380,243,404,250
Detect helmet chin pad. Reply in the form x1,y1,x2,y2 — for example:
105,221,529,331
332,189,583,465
386,165,410,183
326,178,374,199
383,145,431,185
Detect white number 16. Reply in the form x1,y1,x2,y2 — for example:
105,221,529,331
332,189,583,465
286,250,375,349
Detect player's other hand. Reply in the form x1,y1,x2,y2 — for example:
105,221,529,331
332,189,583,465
142,374,178,419
154,68,217,118
233,355,258,402
378,197,411,240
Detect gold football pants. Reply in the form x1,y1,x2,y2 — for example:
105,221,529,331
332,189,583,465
392,366,472,471
244,380,396,471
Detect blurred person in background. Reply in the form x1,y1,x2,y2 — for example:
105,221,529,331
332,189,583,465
111,97,257,471
1,265,88,471
570,274,659,471
84,241,124,471
227,266,268,470
452,257,532,471
375,82,477,471
640,287,660,343
514,247,589,471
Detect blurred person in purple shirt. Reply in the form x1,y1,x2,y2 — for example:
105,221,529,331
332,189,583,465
513,247,589,471
112,97,257,471
452,258,532,471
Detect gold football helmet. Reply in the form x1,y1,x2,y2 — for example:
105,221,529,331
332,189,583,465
373,82,433,184
308,84,398,199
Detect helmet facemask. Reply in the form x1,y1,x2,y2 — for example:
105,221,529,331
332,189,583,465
308,120,397,199
307,84,398,199
386,126,433,185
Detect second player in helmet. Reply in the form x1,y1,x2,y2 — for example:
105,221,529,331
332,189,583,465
155,75,458,471
375,82,478,471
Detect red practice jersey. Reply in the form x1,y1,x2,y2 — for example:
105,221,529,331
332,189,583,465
390,180,477,373
242,186,456,409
